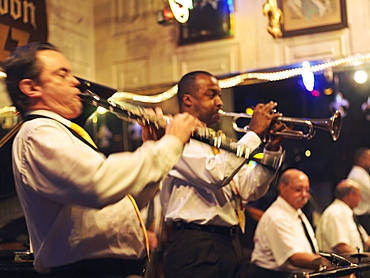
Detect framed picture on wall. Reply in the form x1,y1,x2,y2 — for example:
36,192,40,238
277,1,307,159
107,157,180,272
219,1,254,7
178,0,234,45
278,0,348,37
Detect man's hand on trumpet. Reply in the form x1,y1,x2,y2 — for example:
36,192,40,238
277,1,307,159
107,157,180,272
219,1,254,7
247,101,294,151
248,101,282,138
265,120,294,151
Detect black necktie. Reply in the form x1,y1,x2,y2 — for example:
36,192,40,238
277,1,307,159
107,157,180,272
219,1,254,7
299,214,316,253
353,214,366,251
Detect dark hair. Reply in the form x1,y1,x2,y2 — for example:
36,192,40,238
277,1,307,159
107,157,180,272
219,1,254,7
177,71,214,105
2,42,60,116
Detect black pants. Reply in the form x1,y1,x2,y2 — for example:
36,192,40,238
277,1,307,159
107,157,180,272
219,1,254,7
248,263,291,278
163,221,244,278
42,257,146,278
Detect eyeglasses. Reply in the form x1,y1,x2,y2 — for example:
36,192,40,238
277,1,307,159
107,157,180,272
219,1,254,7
286,185,312,194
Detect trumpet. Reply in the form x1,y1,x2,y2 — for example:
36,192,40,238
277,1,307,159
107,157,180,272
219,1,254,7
218,109,342,141
78,85,252,157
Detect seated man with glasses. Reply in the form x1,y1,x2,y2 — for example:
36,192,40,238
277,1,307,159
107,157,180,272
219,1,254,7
249,169,329,278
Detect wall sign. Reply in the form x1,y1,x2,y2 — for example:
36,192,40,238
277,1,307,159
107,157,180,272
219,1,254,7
0,0,48,62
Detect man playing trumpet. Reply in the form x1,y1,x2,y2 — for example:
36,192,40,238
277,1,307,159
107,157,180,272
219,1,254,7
160,70,289,278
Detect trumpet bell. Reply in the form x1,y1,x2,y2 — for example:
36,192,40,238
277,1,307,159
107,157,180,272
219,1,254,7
314,110,341,141
219,109,342,141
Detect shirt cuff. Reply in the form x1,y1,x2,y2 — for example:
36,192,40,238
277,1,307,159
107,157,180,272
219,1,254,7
238,131,261,150
261,146,284,170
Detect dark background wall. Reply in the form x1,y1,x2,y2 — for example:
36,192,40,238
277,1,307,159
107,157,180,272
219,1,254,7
233,68,370,212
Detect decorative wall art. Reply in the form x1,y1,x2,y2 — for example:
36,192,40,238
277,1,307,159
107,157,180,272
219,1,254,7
278,0,348,37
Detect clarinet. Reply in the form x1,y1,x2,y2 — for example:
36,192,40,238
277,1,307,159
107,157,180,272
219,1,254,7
78,87,250,158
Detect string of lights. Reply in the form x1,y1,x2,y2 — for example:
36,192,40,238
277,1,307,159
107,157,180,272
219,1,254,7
1,53,370,104
110,53,370,103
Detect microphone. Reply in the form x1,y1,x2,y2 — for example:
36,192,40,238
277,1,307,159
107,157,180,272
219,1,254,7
319,252,355,267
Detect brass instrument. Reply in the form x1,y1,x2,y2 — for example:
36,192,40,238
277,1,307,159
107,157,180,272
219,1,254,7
78,86,251,158
218,109,342,141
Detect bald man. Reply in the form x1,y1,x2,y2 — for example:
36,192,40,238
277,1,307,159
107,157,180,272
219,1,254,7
249,169,326,278
316,179,370,254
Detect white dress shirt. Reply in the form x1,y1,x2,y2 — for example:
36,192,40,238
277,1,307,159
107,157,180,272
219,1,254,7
251,196,319,272
160,131,282,227
316,198,368,253
348,166,370,215
12,110,184,273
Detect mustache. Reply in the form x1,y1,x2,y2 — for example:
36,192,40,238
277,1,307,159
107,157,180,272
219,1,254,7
296,197,309,203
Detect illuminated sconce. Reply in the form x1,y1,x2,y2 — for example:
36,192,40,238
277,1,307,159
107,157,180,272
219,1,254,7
362,96,370,121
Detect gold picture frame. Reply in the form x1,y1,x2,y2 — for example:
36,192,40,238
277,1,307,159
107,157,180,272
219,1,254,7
278,0,348,37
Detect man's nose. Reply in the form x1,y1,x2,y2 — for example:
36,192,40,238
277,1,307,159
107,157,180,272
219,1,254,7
71,76,80,87
215,95,223,107
302,189,310,197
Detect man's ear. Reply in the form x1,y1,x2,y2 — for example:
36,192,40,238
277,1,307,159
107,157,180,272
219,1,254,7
182,93,193,107
19,79,42,98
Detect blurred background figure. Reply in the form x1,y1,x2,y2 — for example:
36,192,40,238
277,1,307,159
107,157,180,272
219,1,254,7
316,179,370,254
347,148,370,234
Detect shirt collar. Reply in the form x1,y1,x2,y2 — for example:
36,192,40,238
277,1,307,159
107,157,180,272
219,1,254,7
276,196,302,217
26,110,71,127
333,198,353,212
